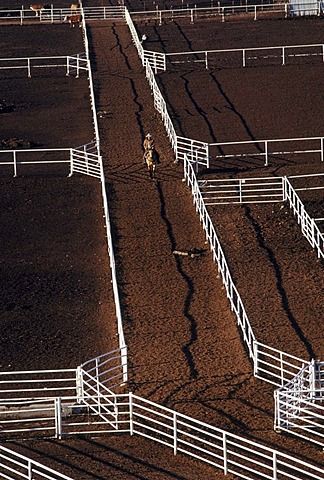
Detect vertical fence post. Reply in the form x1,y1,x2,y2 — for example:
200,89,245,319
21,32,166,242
20,8,24,26
55,397,62,439
264,140,268,166
282,46,285,66
13,151,17,177
129,392,133,435
222,432,228,474
280,351,284,386
66,56,70,76
173,412,177,454
273,452,278,480
253,341,258,376
321,137,324,162
284,2,288,18
27,58,31,78
76,366,84,404
69,148,73,177
76,54,80,78
96,358,101,415
28,460,32,480
222,7,225,21
239,178,243,203
242,49,246,67
322,45,324,63
159,10,162,25
190,8,194,22
205,51,208,69
254,4,257,20
282,176,286,201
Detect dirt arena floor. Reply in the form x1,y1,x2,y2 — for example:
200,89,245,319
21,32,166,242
1,10,323,480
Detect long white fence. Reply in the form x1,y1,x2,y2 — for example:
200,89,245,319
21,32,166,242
164,43,324,70
275,360,324,447
0,54,88,78
0,445,73,480
1,362,323,479
0,378,324,480
0,6,125,24
80,3,128,382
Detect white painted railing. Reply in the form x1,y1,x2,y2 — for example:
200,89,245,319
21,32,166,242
81,5,128,381
0,54,88,78
1,375,324,478
130,2,292,23
0,445,74,480
275,360,324,447
0,6,125,24
128,393,324,479
198,175,284,204
284,177,324,258
209,136,324,167
165,43,324,70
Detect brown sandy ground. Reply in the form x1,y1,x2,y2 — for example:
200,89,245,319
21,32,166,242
0,12,322,479
82,18,323,466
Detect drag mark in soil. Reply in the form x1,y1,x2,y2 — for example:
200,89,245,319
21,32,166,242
111,25,131,70
128,77,145,140
209,71,261,149
180,73,218,142
156,181,198,380
174,21,194,52
152,26,167,52
244,206,315,359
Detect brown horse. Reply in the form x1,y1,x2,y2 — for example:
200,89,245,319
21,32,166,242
143,147,159,179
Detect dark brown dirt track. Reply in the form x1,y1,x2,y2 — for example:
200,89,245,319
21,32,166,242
1,9,323,480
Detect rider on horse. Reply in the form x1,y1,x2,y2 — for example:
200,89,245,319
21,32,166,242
143,133,155,152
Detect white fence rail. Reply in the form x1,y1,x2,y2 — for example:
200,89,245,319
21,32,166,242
0,54,88,78
275,360,324,447
0,6,125,24
165,43,324,70
1,380,324,479
284,177,324,258
199,176,284,204
0,445,73,480
128,393,324,480
130,2,294,23
209,136,324,167
81,5,128,380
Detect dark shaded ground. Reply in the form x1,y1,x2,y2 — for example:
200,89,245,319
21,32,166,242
0,12,323,480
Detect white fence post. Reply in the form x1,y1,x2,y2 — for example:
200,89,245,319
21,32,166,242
254,4,257,20
69,148,73,177
223,432,228,474
173,412,177,454
321,137,324,162
282,46,286,66
28,460,32,480
66,56,70,76
55,397,62,439
273,451,278,480
242,49,246,67
27,58,31,78
205,51,208,69
264,140,268,166
13,151,17,177
129,392,133,435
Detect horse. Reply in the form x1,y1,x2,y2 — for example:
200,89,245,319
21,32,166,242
29,3,49,16
63,13,82,27
144,147,159,179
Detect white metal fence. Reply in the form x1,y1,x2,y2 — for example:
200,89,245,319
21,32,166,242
0,6,125,25
0,54,88,78
275,360,324,447
199,176,284,204
130,2,294,23
81,3,128,381
0,445,73,480
1,368,324,479
284,177,324,259
164,43,324,70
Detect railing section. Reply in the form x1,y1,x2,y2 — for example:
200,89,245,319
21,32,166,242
81,4,128,379
129,393,324,480
284,177,324,258
0,444,74,480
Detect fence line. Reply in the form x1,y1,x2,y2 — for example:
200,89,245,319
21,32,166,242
0,54,88,78
0,444,74,480
81,3,128,382
1,365,324,479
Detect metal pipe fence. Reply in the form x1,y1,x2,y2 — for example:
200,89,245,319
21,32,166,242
164,43,324,70
0,54,88,78
0,444,74,480
81,5,128,382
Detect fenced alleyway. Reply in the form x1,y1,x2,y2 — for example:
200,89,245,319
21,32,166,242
82,19,322,465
